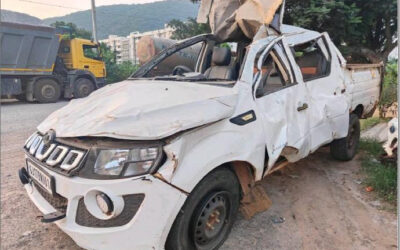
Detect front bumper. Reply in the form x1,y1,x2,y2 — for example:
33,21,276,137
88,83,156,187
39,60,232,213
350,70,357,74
20,167,187,250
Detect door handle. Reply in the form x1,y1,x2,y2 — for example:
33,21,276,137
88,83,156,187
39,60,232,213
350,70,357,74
84,65,89,69
297,103,308,112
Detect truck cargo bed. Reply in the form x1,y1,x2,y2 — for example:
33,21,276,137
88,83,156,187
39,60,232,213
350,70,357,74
0,22,60,76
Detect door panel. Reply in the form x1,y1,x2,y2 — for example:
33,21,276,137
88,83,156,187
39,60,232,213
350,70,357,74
253,40,311,172
291,33,349,152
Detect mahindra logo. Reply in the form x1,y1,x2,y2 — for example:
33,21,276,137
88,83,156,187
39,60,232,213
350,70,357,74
43,130,56,146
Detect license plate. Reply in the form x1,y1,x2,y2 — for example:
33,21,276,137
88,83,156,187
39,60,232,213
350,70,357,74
26,160,54,195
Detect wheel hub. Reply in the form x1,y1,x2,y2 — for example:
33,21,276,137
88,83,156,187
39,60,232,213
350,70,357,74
193,192,228,247
42,85,56,98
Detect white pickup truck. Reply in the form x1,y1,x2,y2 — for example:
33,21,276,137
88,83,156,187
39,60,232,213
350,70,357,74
19,25,382,250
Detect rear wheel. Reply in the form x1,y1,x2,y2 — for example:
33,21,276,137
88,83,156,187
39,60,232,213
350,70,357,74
34,78,61,103
330,114,360,161
166,167,240,250
74,78,95,98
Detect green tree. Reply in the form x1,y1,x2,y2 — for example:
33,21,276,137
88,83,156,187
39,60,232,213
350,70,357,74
168,18,211,40
100,43,138,84
51,21,92,40
284,0,397,64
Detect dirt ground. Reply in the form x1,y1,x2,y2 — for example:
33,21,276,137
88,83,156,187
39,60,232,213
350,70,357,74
1,100,397,250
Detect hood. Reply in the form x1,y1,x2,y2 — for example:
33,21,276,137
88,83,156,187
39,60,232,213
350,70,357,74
37,80,238,140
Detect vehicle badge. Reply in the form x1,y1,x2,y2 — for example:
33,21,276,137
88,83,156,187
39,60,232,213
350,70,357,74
43,129,56,146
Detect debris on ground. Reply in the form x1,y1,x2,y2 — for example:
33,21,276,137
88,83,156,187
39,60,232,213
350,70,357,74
271,216,285,224
365,186,374,192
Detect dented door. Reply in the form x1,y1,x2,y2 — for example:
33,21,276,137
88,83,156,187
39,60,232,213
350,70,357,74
253,38,311,171
290,33,349,152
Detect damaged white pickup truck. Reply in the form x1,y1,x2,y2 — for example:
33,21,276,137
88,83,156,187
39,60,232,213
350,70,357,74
19,25,382,250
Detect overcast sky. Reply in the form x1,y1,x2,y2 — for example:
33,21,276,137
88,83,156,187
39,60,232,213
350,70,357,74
2,0,163,19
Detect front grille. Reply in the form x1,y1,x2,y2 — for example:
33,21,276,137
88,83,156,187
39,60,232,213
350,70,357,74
24,132,87,176
75,194,145,227
34,183,68,213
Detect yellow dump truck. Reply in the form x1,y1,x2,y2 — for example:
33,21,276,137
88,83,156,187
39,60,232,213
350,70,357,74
0,22,106,103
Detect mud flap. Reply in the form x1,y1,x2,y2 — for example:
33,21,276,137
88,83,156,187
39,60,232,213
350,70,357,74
240,184,272,220
233,162,272,219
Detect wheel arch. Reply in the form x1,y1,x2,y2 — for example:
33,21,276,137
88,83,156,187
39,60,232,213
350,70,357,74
352,104,364,118
68,70,97,89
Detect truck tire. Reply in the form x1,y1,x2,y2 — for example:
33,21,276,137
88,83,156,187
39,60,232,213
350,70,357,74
166,167,240,250
330,114,360,161
34,78,61,103
74,78,95,98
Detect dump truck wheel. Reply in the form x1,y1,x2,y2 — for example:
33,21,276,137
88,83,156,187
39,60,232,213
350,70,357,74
330,114,360,161
166,167,240,250
34,78,61,103
75,78,94,98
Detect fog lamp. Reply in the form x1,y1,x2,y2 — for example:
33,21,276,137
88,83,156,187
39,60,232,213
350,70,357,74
96,193,114,215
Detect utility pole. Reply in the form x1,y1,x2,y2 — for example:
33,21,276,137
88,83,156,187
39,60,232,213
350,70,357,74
91,0,98,42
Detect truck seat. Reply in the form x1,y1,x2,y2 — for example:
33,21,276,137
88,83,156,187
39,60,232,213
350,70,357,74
205,47,236,80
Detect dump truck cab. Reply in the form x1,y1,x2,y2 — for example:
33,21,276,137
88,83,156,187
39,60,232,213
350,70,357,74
59,38,106,79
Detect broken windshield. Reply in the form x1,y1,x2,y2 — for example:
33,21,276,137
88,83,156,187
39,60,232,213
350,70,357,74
129,34,241,83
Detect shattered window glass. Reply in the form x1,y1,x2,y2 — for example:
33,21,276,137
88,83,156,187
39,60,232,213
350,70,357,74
291,37,331,81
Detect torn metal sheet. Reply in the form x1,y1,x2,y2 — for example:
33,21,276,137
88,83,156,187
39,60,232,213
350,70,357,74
37,80,238,140
197,0,283,41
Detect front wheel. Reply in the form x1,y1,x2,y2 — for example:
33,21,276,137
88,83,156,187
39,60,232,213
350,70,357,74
330,114,360,161
166,167,240,250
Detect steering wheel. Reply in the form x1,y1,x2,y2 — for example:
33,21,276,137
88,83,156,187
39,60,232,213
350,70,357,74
172,65,192,76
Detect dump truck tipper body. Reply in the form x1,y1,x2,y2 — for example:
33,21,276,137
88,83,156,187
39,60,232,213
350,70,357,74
0,22,106,103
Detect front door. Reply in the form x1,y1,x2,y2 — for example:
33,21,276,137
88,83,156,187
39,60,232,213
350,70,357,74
290,33,349,152
253,38,311,173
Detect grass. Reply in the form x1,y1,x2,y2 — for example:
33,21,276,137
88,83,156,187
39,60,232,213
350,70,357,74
360,117,381,130
359,139,397,202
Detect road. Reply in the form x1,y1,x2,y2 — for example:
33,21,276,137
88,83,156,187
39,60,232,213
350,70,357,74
1,100,397,250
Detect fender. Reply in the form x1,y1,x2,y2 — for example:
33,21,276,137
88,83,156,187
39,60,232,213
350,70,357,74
66,70,101,98
157,119,266,193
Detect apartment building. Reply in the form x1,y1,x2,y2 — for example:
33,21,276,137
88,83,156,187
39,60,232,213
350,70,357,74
101,25,174,64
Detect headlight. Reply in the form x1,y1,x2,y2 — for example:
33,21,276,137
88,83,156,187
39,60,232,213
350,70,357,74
93,147,161,177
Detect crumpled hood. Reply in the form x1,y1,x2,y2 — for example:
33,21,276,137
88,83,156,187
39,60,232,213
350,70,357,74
38,80,238,140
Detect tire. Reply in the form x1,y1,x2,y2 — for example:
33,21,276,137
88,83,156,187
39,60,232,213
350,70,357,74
74,78,95,98
34,78,61,103
330,114,360,161
166,167,240,250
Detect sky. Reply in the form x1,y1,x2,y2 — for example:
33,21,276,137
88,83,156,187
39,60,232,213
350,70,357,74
2,0,163,19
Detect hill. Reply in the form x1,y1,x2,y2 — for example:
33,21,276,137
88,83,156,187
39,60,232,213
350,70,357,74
1,9,43,25
43,0,199,39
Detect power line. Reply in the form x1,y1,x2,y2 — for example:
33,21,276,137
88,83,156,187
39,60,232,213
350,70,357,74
18,0,85,10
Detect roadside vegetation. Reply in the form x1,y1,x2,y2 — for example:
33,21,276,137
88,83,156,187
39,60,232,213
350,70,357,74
358,60,397,203
359,139,397,202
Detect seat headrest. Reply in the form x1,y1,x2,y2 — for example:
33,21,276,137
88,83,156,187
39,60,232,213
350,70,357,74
212,47,231,66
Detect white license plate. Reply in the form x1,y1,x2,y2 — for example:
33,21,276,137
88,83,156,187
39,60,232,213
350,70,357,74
27,161,54,195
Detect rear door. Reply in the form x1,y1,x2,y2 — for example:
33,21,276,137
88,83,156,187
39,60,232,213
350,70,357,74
253,38,311,172
290,33,349,152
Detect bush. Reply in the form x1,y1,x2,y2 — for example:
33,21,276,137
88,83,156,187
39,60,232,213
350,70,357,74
379,60,398,117
359,139,397,202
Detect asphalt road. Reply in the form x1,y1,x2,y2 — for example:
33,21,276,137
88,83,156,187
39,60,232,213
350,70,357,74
1,99,397,250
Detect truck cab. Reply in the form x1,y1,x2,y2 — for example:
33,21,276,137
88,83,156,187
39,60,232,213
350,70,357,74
19,25,382,250
59,38,106,80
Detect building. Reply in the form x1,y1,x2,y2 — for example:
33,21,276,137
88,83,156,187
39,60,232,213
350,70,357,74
101,25,174,64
